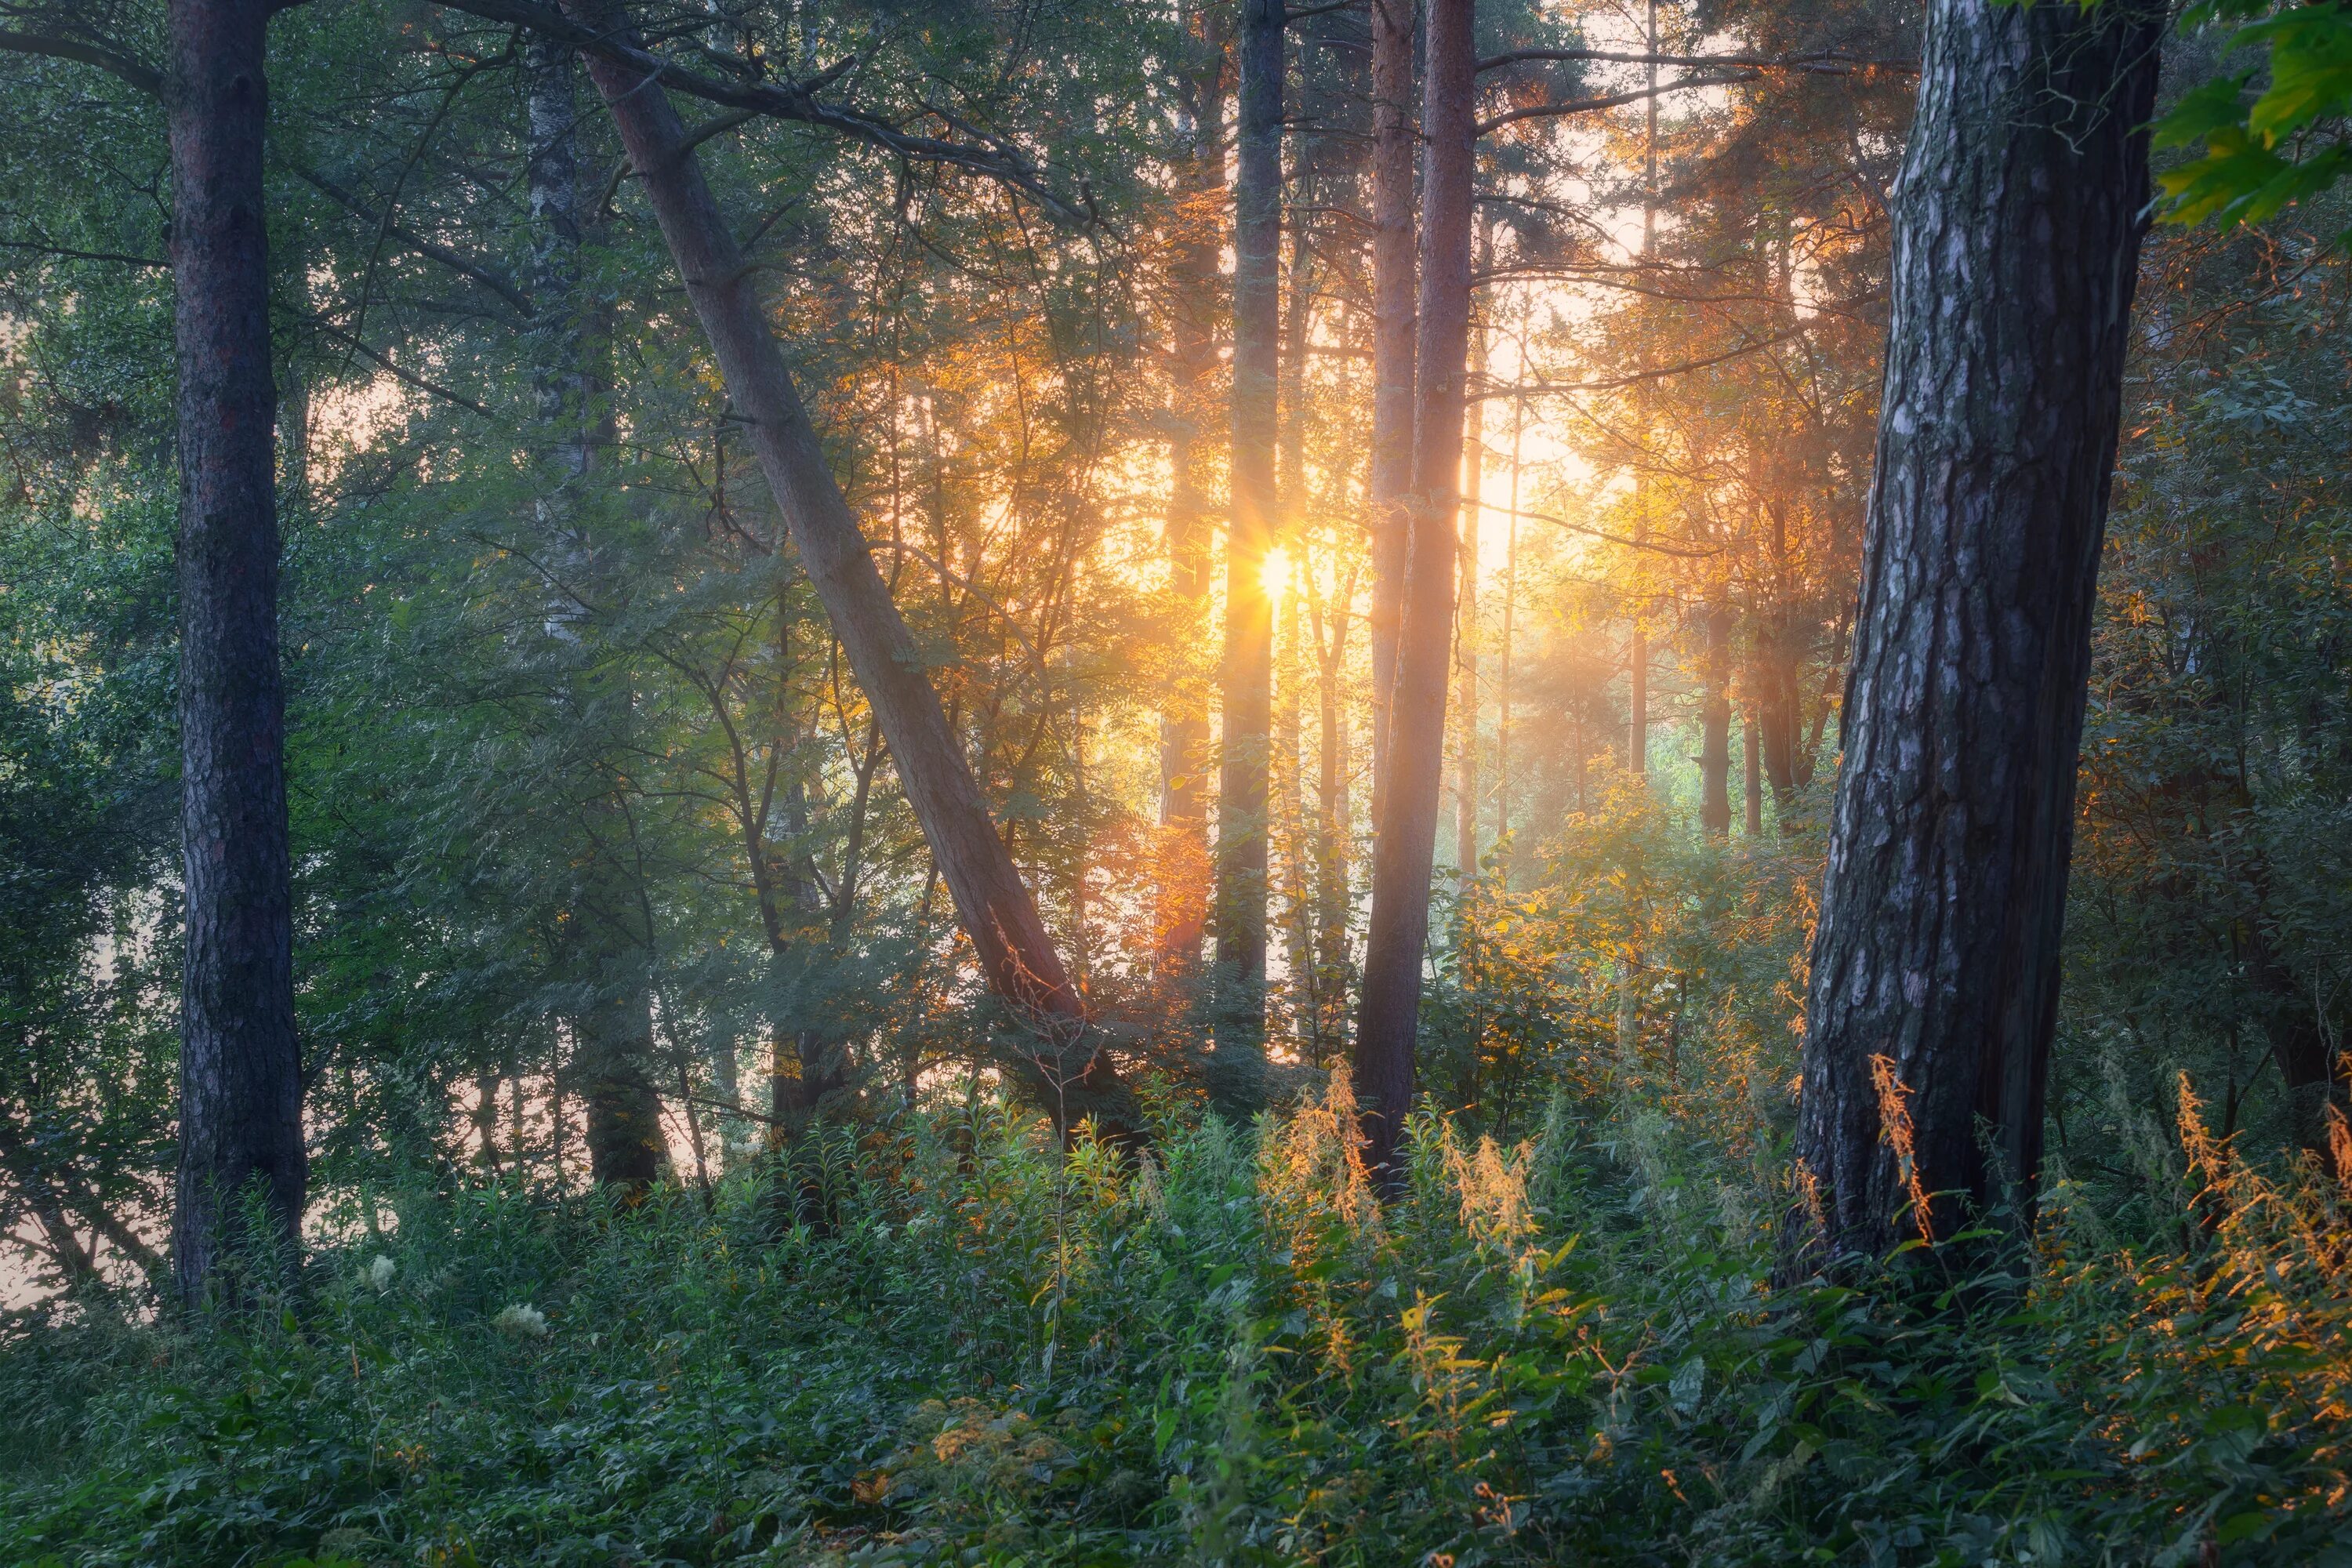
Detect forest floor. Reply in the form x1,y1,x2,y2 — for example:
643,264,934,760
5,1082,2350,1566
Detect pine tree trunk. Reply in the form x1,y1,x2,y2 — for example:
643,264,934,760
1158,2,1225,979
1793,0,2163,1265
1354,0,1472,1191
564,3,1136,1142
1742,708,1764,837
1211,0,1284,1115
168,0,304,1307
1700,603,1732,837
524,40,667,1189
1454,314,1485,880
1366,0,1417,801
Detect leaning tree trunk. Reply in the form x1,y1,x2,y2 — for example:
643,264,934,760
1210,0,1284,1116
1365,0,1417,802
1792,0,2163,1266
169,0,305,1307
563,2,1135,1142
1354,0,1474,1192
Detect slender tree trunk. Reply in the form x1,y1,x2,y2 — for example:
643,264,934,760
169,0,304,1307
1792,0,2163,1265
1453,309,1485,880
1624,0,1659,779
524,39,666,1190
1159,2,1226,980
1700,601,1733,836
1743,707,1764,837
564,4,1136,1141
1212,0,1284,1115
1354,0,1473,1191
1496,380,1521,872
1366,0,1417,801
1310,569,1355,1062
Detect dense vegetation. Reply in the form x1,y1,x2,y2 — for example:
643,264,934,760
3,0,2350,1562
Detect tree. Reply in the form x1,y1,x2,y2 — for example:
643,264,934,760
1355,0,1476,1189
167,0,305,1305
1366,0,1417,797
1211,0,1284,1113
1791,0,2165,1265
557,1,1138,1142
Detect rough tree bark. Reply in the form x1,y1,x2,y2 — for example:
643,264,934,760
169,0,305,1306
563,4,1135,1141
1792,0,2164,1265
1366,0,1417,801
1211,0,1284,1115
1354,0,1473,1190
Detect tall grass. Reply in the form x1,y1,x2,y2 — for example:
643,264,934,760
4,1072,2349,1566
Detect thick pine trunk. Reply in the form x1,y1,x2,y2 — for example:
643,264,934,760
169,0,304,1306
1354,0,1472,1190
1366,0,1417,800
564,5,1135,1142
1793,0,2162,1264
1210,0,1284,1115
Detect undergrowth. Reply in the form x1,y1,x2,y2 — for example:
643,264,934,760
4,1073,2350,1566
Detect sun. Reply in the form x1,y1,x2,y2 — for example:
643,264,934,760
1258,546,1291,604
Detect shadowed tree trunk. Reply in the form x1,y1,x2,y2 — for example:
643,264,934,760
1700,602,1733,837
562,2,1136,1142
1354,0,1472,1192
1791,0,2164,1267
1366,0,1417,801
169,0,304,1307
1159,1,1227,983
1211,0,1284,1116
525,37,667,1192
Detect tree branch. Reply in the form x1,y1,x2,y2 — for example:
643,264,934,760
290,165,535,317
429,0,1087,223
1479,47,1917,78
0,25,164,96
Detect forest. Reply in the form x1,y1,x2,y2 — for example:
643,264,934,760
2,0,2350,1561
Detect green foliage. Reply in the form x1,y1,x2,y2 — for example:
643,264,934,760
9,1059,2352,1565
2156,0,2352,243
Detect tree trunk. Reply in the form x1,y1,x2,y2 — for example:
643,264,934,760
1792,0,2163,1265
1211,0,1284,1116
524,39,666,1191
169,0,304,1308
1354,0,1473,1192
1366,0,1417,802
1743,708,1764,837
578,977,666,1187
1453,311,1485,880
1700,602,1732,837
1158,2,1226,981
564,4,1135,1142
